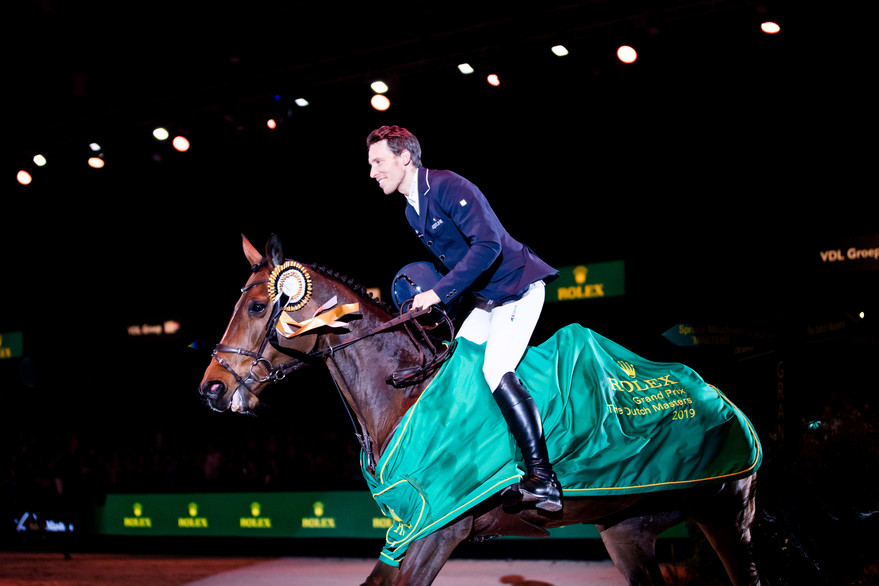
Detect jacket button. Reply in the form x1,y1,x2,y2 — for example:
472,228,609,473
427,241,433,246
439,255,445,261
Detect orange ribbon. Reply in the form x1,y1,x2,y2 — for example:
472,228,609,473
277,296,360,339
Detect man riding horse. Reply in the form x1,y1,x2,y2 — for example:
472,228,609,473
366,125,563,511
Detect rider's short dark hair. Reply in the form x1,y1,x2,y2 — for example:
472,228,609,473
366,125,422,167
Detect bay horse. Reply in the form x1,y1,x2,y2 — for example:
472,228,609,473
199,234,761,586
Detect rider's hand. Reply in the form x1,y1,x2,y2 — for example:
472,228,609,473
412,289,441,311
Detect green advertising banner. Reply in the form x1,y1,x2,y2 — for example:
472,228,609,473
93,492,685,540
545,261,625,303
0,331,23,359
97,492,388,538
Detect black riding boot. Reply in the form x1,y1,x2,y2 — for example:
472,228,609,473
493,371,563,512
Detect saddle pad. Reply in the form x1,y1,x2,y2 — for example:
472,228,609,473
361,324,762,566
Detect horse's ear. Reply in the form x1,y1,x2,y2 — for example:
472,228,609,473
242,234,263,267
265,233,284,268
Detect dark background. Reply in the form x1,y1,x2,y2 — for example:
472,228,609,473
2,1,877,583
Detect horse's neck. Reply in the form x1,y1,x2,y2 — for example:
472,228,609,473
321,307,427,462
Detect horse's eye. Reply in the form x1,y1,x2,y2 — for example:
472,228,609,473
248,301,268,315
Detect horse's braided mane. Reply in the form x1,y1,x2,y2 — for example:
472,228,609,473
308,263,399,317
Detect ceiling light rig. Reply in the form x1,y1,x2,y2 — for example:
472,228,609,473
87,142,105,169
15,152,48,185
370,80,391,111
11,14,786,186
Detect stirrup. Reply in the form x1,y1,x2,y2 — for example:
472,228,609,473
511,474,563,512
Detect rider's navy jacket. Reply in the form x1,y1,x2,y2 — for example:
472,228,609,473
404,168,557,306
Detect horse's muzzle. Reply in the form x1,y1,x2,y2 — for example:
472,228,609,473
200,380,259,413
199,379,231,411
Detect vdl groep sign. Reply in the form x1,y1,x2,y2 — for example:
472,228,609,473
545,261,625,303
817,233,879,272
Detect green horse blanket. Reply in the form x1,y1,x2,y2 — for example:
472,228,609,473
361,324,762,566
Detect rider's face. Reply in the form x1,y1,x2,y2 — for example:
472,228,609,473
368,140,411,196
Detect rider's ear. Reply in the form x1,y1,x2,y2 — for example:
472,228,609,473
266,233,285,268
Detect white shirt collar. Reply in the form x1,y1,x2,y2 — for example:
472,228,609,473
405,167,420,215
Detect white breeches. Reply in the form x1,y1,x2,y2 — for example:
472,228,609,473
456,281,546,390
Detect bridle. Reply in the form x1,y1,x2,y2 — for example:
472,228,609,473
210,274,305,390
210,258,455,395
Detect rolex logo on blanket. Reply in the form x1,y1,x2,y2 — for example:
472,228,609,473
361,324,762,566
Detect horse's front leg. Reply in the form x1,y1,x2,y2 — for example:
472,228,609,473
393,515,474,586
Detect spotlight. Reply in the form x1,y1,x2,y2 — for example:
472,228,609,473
33,154,47,166
617,45,638,64
371,94,391,111
371,81,389,94
266,118,278,130
172,136,191,152
88,156,105,169
761,21,781,34
458,63,474,74
17,170,33,185
294,98,309,107
486,74,500,86
551,45,569,57
153,127,170,141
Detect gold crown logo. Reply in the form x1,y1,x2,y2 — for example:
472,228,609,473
617,360,636,378
573,265,588,285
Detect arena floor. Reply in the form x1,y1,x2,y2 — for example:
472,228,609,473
0,552,627,585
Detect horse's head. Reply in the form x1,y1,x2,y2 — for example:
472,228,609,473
200,233,454,423
198,234,359,413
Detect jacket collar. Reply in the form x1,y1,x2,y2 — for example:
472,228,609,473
407,168,431,234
